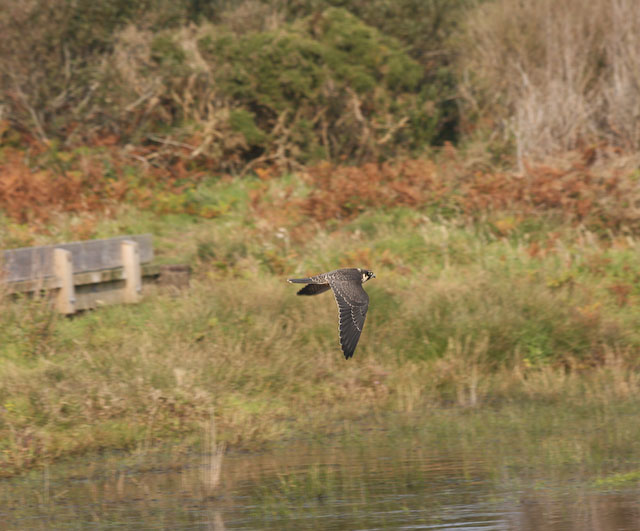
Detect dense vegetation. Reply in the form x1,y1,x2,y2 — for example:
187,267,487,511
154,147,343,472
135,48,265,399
0,1,464,172
2,0,640,476
2,0,638,173
3,152,640,476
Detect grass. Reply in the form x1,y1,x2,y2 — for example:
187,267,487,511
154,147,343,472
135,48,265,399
3,163,640,477
459,0,640,158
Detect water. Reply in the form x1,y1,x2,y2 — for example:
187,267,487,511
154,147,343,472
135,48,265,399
2,421,640,529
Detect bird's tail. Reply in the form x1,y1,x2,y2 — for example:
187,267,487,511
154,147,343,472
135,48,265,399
287,277,312,283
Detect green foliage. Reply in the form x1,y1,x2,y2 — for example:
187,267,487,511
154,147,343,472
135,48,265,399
317,8,422,93
7,0,640,164
199,7,442,163
276,0,467,145
205,30,324,112
229,109,268,147
0,0,201,142
280,0,470,57
151,34,188,68
1,0,464,168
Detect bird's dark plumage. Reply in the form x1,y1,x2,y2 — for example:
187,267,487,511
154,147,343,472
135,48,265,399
287,268,375,359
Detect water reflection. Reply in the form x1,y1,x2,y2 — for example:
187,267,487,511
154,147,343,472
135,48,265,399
2,435,640,529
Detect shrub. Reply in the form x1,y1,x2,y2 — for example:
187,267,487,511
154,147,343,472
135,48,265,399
198,7,446,167
0,0,195,144
1,2,461,171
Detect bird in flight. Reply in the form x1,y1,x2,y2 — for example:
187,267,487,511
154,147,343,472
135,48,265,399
288,268,375,359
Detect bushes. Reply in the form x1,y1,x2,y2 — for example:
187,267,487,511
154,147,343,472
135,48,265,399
200,8,441,166
260,150,640,236
3,0,640,165
0,0,194,144
103,6,450,168
1,3,460,171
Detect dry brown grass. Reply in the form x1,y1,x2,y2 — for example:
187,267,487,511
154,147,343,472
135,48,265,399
459,0,640,160
0,141,217,225
0,148,119,223
249,147,640,237
4,141,639,238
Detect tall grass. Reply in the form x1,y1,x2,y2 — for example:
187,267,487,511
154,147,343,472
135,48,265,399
3,188,640,475
459,0,640,159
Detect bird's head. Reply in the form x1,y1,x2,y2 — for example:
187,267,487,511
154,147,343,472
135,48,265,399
360,269,375,283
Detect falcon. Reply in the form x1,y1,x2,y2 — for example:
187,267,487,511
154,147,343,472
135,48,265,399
287,268,375,359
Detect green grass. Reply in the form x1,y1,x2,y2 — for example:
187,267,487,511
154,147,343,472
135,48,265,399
3,174,640,476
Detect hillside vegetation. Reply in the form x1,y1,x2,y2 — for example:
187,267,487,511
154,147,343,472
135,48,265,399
2,0,640,476
2,0,639,172
3,150,640,476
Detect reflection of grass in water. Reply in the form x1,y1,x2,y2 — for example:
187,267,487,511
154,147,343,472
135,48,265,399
253,464,340,517
250,462,431,522
202,409,226,498
594,470,640,489
247,400,640,522
383,400,640,486
2,399,640,528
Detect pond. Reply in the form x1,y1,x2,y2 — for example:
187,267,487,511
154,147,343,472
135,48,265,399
3,404,640,529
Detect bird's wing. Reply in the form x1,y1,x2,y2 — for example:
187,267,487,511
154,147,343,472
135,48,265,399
330,280,369,359
296,283,331,296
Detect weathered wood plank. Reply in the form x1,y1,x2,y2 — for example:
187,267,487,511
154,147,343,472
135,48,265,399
53,248,76,314
121,240,142,303
74,280,126,311
3,263,161,294
1,234,153,283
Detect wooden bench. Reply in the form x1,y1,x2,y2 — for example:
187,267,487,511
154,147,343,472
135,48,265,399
1,235,160,314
